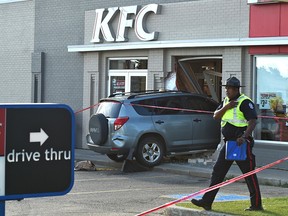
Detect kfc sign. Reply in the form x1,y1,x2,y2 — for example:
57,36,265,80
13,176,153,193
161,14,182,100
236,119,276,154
91,4,161,43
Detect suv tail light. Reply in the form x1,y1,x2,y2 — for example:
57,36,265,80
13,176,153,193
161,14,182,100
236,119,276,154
114,117,129,131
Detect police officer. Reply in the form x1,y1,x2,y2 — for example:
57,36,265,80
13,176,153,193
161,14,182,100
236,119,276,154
191,77,263,211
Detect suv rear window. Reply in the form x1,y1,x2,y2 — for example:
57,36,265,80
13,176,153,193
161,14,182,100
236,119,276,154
97,101,121,118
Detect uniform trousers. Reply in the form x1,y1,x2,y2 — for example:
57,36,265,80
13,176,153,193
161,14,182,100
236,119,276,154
202,139,262,208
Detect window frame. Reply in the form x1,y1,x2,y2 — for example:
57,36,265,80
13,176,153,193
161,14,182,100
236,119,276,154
253,55,288,144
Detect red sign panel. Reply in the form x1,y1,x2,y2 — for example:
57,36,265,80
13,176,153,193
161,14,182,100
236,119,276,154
0,109,5,156
248,0,288,4
249,2,288,54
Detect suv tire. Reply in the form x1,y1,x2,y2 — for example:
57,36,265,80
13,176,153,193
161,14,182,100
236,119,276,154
89,113,108,145
107,153,128,162
135,136,164,167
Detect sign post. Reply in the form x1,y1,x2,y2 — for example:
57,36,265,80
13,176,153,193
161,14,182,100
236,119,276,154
0,201,4,215
0,104,75,215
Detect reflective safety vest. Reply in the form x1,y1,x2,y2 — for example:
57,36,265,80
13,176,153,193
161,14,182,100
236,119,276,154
221,94,252,128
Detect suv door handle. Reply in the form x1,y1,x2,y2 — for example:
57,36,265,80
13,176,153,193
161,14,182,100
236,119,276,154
193,119,201,122
155,120,164,124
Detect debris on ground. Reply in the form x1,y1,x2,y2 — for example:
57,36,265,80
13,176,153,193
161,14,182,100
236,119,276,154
74,160,97,171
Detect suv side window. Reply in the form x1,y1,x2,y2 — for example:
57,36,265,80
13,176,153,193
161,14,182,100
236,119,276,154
155,96,183,115
132,99,154,116
183,96,217,113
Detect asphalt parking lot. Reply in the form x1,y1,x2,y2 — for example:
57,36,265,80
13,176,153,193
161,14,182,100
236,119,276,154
76,149,288,215
3,149,288,216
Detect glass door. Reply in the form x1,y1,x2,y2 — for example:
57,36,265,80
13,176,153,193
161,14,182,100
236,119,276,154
110,76,126,94
108,58,148,95
129,72,147,92
108,71,147,95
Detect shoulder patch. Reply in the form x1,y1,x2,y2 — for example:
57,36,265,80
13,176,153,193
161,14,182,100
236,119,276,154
249,102,254,109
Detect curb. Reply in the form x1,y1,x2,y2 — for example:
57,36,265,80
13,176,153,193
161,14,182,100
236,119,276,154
164,206,233,216
153,163,288,187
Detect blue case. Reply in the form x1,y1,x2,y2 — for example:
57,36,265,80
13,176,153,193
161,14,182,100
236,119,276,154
225,140,247,161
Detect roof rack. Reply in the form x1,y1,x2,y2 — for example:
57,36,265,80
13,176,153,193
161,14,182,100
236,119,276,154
108,90,189,99
108,90,156,98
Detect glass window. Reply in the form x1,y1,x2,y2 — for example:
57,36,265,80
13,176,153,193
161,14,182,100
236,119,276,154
132,99,154,116
182,96,218,113
109,59,148,69
96,101,121,118
254,56,288,142
0,0,27,3
130,76,146,92
110,76,125,94
154,97,183,115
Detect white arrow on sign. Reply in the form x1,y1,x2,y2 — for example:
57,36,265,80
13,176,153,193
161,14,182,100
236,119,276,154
30,128,49,146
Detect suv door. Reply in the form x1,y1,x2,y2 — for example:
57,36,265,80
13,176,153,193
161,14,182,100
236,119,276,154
152,96,193,152
183,95,220,149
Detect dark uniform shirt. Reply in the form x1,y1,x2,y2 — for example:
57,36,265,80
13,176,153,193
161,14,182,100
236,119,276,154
216,94,258,140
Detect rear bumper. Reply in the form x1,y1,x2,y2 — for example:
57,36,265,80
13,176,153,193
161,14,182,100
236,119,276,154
86,134,129,155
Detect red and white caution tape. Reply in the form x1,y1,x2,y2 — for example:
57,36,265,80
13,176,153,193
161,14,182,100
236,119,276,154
75,102,288,121
136,156,288,216
74,103,100,115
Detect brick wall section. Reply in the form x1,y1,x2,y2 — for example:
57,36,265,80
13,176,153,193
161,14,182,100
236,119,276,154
82,52,100,142
242,47,253,98
148,49,164,90
222,47,253,99
0,1,34,103
222,47,243,97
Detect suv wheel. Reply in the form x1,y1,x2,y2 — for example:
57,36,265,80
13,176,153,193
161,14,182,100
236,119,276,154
89,113,108,145
107,153,128,162
135,136,164,167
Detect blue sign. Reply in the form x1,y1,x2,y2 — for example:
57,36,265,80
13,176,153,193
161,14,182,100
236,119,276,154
0,104,75,201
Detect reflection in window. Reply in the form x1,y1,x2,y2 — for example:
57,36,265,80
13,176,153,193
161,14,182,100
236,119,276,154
254,56,288,142
132,99,154,116
154,97,182,115
0,0,27,4
131,76,146,92
109,59,148,69
182,96,218,112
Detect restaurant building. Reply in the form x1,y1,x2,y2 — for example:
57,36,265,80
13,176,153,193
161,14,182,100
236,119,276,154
0,0,287,168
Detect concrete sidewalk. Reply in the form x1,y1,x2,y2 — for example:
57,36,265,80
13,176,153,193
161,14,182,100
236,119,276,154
75,148,288,187
154,159,288,187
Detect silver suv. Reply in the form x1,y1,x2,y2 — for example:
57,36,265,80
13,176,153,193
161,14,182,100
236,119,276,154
86,91,221,167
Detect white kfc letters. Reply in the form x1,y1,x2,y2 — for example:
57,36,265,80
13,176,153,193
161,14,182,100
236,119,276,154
91,4,160,43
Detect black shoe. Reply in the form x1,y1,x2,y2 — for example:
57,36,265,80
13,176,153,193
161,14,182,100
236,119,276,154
191,199,212,210
245,206,264,211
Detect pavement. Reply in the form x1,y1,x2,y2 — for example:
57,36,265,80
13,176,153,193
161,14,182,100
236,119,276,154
75,148,288,216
